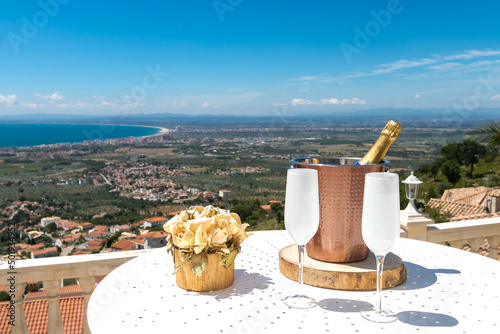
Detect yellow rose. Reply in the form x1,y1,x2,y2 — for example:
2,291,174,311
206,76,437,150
228,212,251,244
193,225,208,254
179,211,190,222
191,206,205,219
202,205,223,218
163,215,181,232
208,217,232,252
168,221,195,249
164,206,250,253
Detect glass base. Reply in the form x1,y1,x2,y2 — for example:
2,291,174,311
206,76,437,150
283,294,318,309
361,308,397,323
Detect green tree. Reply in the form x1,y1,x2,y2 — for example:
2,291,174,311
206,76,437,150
441,160,461,186
230,204,253,222
429,162,440,181
423,205,452,224
440,142,463,165
106,231,121,248
461,140,486,177
0,291,10,301
270,203,283,212
45,222,58,234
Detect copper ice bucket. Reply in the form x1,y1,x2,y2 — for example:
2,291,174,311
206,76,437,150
290,157,390,263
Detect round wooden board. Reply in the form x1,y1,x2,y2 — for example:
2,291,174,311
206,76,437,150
279,244,407,291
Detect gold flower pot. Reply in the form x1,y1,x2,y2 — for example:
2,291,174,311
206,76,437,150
173,248,234,292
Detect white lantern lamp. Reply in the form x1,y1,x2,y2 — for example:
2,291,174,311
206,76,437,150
402,171,423,214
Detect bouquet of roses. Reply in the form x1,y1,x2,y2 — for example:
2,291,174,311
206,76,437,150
163,205,251,276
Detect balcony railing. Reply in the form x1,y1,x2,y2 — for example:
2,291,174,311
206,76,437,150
405,216,500,260
1,215,500,333
0,249,153,334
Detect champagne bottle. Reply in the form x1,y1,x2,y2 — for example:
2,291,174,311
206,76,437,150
357,120,402,165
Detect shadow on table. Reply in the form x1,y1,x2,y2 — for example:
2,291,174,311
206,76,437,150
319,298,373,312
397,311,459,327
393,261,461,290
201,269,274,300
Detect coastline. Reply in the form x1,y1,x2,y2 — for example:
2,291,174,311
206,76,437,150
0,123,172,148
140,126,171,138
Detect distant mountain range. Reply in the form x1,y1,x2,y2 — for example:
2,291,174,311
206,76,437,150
0,108,498,127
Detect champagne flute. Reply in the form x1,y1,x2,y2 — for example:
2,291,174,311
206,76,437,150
360,172,400,323
283,168,320,309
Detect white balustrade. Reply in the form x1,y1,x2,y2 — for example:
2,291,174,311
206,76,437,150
0,249,154,333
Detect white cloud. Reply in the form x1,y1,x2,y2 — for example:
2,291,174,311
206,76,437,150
291,76,322,81
0,94,18,104
288,97,366,106
291,48,500,83
290,98,316,106
426,62,461,70
491,95,500,101
173,102,187,108
444,49,500,61
202,102,215,108
271,102,288,106
20,102,41,108
415,94,420,98
35,91,64,104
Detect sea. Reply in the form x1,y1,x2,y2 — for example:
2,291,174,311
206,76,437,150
0,123,161,148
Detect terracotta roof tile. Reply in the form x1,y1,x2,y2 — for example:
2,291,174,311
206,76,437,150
0,301,12,333
451,211,500,222
145,217,167,222
142,231,168,239
72,251,91,255
110,239,136,251
441,186,500,206
0,296,84,334
25,285,84,300
427,198,484,219
31,247,58,257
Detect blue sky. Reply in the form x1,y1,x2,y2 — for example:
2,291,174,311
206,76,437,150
0,0,499,115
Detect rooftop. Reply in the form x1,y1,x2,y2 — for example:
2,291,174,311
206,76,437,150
0,296,83,334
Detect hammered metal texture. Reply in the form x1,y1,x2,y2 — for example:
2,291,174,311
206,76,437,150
293,159,386,263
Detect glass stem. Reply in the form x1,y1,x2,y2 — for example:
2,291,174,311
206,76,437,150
375,254,385,313
298,244,305,296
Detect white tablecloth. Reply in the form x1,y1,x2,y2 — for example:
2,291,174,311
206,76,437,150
88,230,500,333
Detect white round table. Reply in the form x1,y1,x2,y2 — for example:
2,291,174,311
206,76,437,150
88,231,500,333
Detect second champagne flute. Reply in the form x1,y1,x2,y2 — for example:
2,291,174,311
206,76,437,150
360,172,400,323
283,168,320,309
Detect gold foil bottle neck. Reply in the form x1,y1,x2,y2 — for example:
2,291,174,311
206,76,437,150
381,120,402,142
357,120,402,165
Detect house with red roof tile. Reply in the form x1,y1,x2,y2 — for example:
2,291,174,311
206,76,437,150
131,235,145,250
77,222,93,231
428,186,500,222
55,235,82,247
110,240,136,252
31,247,58,259
110,224,130,233
72,250,91,256
143,231,168,249
143,217,168,228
